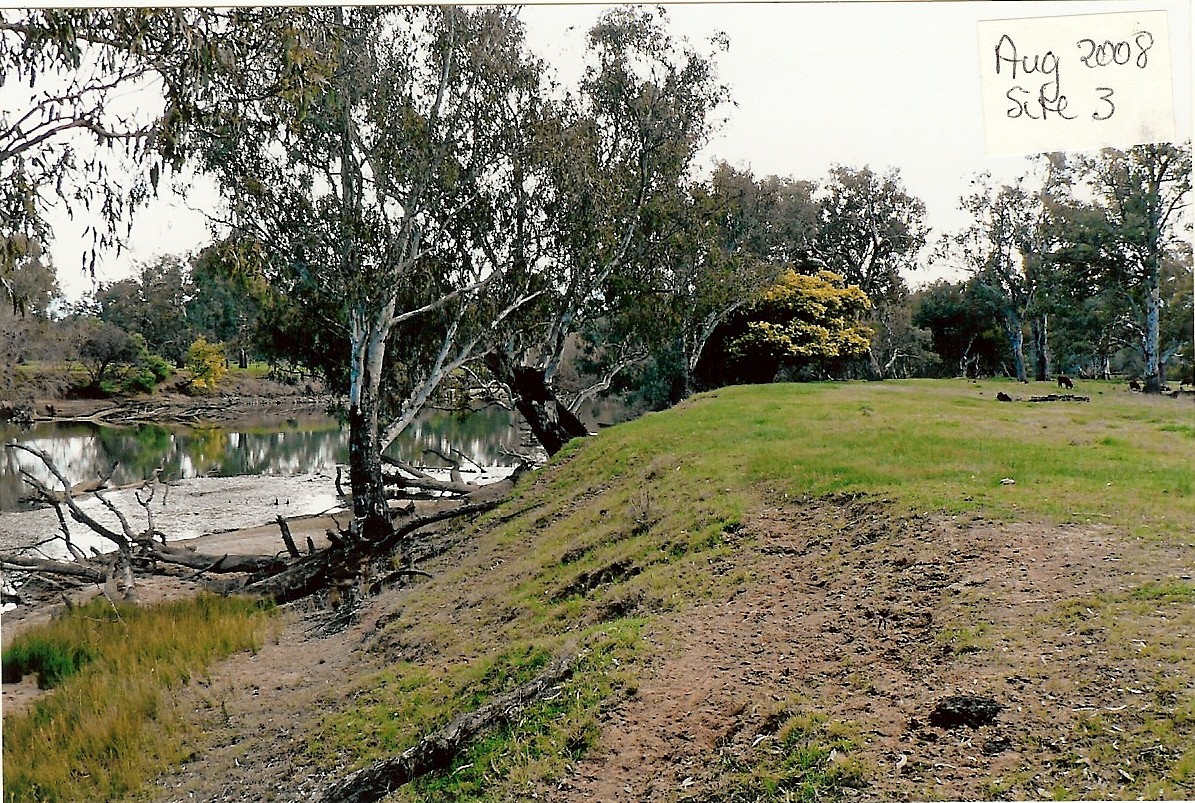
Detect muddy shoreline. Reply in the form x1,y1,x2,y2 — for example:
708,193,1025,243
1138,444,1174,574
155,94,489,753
24,391,338,425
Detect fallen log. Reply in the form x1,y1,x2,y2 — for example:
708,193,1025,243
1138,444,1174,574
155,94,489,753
146,541,290,575
1027,394,1090,403
318,654,575,803
0,553,106,583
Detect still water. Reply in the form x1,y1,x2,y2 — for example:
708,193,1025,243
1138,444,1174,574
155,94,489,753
0,406,527,512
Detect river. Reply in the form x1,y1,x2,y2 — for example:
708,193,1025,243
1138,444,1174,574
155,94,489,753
0,406,530,514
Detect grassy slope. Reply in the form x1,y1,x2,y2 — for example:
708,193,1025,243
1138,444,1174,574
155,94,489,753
308,379,1193,801
3,379,1189,802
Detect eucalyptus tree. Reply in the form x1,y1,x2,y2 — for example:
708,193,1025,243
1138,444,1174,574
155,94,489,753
1068,144,1192,392
811,165,928,378
655,164,816,398
0,9,293,280
484,6,728,454
173,7,550,537
92,254,193,364
937,173,1056,383
813,165,927,301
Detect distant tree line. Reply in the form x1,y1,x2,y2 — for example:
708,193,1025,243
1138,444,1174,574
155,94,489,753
1,7,1190,539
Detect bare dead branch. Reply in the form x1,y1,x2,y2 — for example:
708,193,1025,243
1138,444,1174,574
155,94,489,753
0,554,106,583
276,515,301,559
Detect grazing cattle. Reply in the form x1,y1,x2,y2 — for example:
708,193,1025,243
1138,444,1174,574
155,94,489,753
1129,379,1142,391
996,391,1013,402
1057,375,1074,389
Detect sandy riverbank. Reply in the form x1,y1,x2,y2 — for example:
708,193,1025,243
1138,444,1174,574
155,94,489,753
0,473,345,556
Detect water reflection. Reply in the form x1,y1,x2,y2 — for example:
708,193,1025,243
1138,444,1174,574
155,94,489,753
0,407,526,512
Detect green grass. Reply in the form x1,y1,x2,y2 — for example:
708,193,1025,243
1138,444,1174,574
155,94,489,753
7,378,1189,802
622,379,1193,536
2,594,276,803
305,378,1192,801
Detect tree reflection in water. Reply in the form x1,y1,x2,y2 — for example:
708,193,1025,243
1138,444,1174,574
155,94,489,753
0,407,526,512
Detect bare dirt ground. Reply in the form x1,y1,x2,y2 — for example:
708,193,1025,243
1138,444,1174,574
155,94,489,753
548,499,1194,802
8,494,1171,802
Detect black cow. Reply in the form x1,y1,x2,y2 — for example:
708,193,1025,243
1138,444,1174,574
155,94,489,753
1057,375,1074,389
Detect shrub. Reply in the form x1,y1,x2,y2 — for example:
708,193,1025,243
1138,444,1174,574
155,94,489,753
144,353,174,383
186,336,227,393
121,367,158,394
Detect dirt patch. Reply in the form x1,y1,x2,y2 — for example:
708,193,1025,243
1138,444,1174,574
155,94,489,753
548,499,1194,801
7,496,1193,802
149,606,379,803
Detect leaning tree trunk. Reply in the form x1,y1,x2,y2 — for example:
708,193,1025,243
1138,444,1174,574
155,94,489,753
485,352,589,457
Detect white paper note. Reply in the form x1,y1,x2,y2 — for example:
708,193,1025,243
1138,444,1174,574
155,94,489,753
978,11,1175,156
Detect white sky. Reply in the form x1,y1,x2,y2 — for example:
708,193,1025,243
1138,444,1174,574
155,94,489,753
39,1,1194,301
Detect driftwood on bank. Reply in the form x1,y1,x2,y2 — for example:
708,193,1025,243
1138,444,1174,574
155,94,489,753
0,554,106,583
381,454,529,500
147,541,291,575
35,397,331,427
246,499,502,603
318,654,575,803
3,440,521,609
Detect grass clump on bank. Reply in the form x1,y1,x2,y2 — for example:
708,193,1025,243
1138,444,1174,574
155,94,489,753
688,708,865,803
2,593,275,803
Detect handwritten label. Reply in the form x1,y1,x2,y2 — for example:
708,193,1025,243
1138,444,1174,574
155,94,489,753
978,12,1175,156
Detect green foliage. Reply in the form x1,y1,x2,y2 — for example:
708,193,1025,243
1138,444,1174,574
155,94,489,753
1,594,275,803
74,323,173,396
186,241,271,356
143,353,173,382
93,256,193,365
815,164,928,303
911,279,1009,377
185,336,227,393
704,270,872,384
